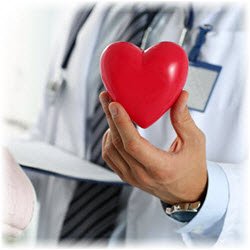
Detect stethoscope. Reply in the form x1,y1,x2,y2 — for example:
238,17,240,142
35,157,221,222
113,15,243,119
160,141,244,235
139,6,214,61
44,5,215,144
47,5,214,100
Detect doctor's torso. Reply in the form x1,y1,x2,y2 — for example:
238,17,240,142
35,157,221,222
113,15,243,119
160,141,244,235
31,3,245,244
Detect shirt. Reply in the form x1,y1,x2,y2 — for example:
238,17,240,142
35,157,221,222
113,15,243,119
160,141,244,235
21,2,245,247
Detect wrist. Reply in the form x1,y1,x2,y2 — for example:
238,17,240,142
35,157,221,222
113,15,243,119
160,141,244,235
160,175,208,223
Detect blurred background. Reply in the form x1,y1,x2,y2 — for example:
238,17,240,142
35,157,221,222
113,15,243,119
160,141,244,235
0,1,70,245
0,2,68,141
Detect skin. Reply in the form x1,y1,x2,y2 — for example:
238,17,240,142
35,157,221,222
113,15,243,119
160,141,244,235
99,90,208,205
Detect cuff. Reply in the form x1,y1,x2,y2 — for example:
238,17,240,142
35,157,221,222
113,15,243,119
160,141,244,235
176,161,229,234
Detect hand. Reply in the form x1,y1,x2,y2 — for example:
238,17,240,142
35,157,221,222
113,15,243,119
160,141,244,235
99,90,207,204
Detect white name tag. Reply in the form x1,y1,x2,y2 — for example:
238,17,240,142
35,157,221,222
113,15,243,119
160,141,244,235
184,61,222,112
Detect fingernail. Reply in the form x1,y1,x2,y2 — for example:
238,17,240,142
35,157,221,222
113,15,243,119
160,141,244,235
109,104,118,117
179,92,189,112
99,94,109,105
180,100,187,112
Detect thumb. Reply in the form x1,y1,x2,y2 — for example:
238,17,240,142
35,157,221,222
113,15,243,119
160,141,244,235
170,90,198,140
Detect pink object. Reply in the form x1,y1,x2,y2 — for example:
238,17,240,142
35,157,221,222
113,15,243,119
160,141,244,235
2,147,36,237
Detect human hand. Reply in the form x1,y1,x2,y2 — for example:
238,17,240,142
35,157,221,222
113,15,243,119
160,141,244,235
99,90,207,204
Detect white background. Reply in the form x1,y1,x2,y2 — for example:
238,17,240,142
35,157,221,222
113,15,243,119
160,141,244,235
0,2,67,140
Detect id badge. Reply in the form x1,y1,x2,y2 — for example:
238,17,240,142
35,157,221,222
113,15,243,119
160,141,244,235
184,61,222,112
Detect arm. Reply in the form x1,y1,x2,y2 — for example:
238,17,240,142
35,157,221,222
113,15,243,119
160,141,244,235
100,90,207,205
99,90,244,245
178,160,244,247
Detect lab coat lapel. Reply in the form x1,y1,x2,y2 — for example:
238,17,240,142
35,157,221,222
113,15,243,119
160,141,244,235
53,3,111,158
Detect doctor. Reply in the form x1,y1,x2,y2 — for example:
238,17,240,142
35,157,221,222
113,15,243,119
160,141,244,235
17,1,246,247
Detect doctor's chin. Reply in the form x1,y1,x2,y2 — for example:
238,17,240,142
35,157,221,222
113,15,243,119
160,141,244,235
1,0,248,248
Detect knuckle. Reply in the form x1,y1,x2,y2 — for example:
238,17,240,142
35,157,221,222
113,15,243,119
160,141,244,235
112,136,123,148
104,144,109,153
181,115,192,125
127,178,138,187
131,167,151,187
114,115,125,125
103,143,112,159
118,171,129,183
174,113,192,126
115,170,125,180
137,174,151,187
124,139,139,153
105,162,114,170
193,128,206,145
102,131,107,144
102,130,109,145
120,169,137,186
119,175,127,183
102,147,108,160
105,111,113,121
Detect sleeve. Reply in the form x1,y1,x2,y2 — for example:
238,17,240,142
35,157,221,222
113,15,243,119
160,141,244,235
170,160,245,247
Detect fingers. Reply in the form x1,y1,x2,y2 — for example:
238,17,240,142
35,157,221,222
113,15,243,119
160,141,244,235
107,101,168,168
100,92,153,183
99,92,148,170
102,130,155,189
99,91,126,151
170,91,200,140
101,130,122,176
102,130,138,185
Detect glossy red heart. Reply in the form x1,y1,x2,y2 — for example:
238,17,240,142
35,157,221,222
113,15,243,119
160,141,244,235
100,41,188,128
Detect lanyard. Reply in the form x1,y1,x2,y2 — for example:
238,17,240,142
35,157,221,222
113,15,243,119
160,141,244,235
47,5,215,105
188,24,212,62
179,6,213,62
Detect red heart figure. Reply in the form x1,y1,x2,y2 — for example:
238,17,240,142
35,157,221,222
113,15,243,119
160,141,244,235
100,41,188,128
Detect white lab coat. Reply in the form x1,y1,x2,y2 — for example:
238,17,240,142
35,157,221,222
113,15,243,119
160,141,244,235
7,2,247,247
